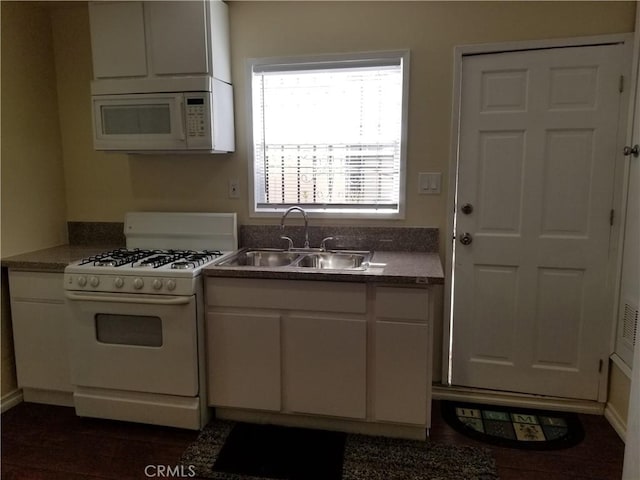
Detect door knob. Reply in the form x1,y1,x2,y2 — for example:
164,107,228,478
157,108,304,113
461,203,474,215
459,233,473,245
623,144,639,157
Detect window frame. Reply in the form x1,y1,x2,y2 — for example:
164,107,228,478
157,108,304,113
246,50,410,219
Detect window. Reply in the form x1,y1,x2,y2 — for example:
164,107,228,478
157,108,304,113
248,51,409,217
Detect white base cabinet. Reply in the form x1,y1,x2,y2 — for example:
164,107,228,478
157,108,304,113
284,315,366,419
206,277,433,435
374,287,431,426
208,311,281,412
8,271,73,402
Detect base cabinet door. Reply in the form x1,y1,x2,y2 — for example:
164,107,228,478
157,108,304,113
207,311,281,411
11,301,71,392
373,286,430,426
374,321,428,425
283,315,366,419
9,271,72,393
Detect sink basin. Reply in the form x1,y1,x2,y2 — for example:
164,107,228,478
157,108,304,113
215,248,372,271
296,252,370,270
218,250,299,267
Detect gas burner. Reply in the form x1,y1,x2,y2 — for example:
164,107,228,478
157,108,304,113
137,252,186,268
82,249,152,267
96,260,117,267
171,261,194,270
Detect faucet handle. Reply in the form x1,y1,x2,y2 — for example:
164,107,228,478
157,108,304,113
320,236,337,251
280,236,294,250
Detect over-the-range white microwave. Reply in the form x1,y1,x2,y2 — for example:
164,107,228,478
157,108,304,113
91,83,234,154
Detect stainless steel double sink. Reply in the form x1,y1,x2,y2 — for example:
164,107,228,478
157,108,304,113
216,248,372,271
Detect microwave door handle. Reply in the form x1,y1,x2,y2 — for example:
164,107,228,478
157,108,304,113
178,97,186,141
65,291,191,305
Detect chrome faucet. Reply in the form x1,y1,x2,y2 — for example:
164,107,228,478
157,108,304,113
280,206,310,249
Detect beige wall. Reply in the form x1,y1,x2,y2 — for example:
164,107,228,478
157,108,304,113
1,2,68,397
52,1,636,237
1,2,68,257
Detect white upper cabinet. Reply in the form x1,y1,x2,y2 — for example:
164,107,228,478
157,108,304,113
89,1,231,83
89,2,147,79
146,2,209,76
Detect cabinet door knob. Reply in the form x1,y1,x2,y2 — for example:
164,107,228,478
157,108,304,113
461,203,474,215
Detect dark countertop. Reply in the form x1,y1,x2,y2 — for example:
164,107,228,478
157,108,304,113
1,244,121,272
1,246,445,285
204,250,444,285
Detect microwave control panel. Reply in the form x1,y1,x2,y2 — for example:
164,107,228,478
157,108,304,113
185,97,207,138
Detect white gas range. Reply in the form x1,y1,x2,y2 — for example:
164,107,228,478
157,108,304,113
65,248,228,295
64,212,237,430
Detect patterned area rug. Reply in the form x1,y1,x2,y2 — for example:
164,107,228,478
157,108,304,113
179,420,499,480
441,401,584,450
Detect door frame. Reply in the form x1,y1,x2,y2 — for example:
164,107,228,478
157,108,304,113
444,33,634,403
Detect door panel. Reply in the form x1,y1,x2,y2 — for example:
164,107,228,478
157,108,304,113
471,265,519,365
533,268,584,368
477,132,525,233
541,130,594,236
453,43,626,400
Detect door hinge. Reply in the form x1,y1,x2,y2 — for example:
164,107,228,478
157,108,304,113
610,209,615,226
598,359,604,373
619,75,624,93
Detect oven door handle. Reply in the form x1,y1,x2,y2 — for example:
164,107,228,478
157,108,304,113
64,291,191,305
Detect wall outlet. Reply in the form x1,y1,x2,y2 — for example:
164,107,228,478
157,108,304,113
229,178,240,199
419,172,441,195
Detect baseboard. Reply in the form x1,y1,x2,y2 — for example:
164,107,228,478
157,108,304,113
1,389,23,413
215,407,427,441
432,385,605,415
604,402,627,442
23,388,74,407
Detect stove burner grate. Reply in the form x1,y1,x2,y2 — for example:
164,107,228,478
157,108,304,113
77,248,225,270
81,249,152,267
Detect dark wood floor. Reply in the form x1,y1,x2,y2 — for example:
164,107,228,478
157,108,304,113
1,400,625,480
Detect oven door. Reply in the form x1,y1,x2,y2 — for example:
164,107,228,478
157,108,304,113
66,291,199,396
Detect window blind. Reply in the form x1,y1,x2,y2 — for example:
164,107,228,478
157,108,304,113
251,56,405,213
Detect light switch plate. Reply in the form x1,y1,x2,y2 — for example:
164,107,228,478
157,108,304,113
419,172,441,195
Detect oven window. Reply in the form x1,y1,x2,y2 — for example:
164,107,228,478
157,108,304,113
95,314,163,347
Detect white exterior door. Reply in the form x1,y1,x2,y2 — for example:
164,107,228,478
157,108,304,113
452,43,628,400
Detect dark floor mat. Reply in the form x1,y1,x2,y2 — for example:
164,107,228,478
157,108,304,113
441,400,584,450
180,419,500,479
213,422,345,480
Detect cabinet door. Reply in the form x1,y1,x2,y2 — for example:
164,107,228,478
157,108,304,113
283,315,366,419
146,1,209,76
9,272,71,393
374,321,428,425
207,311,281,411
89,2,148,79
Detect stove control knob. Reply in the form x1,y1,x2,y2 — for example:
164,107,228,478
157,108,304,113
133,277,144,290
89,276,100,287
166,280,176,291
77,276,87,287
114,277,124,289
152,279,163,290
